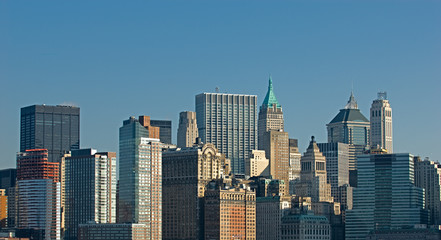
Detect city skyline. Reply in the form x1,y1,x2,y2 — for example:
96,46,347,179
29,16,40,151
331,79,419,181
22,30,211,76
1,1,440,168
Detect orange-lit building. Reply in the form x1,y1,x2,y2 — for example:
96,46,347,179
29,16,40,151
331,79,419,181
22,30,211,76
0,189,7,228
16,149,61,240
205,185,256,240
138,116,160,139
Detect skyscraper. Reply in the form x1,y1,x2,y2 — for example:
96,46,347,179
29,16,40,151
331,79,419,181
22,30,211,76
258,77,284,150
118,117,162,239
20,105,80,163
414,157,441,226
196,92,257,174
263,130,290,192
64,149,117,240
345,153,427,240
162,143,230,240
177,111,199,148
294,137,333,203
150,119,172,144
0,168,17,228
16,149,61,240
370,92,393,153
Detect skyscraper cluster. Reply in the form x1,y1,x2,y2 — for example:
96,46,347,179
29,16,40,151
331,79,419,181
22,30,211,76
0,76,439,240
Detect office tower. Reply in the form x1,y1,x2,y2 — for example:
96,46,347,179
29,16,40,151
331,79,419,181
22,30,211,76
316,142,350,202
20,105,80,163
138,116,160,139
162,143,230,240
288,139,301,195
0,168,17,228
245,150,269,178
414,157,441,225
119,117,162,239
256,196,291,240
345,153,427,240
370,92,393,153
78,223,149,240
196,92,258,174
64,149,117,240
0,189,6,228
263,131,289,190
204,184,256,240
327,92,370,146
258,77,284,150
150,119,172,144
16,149,61,240
177,111,199,148
294,137,333,203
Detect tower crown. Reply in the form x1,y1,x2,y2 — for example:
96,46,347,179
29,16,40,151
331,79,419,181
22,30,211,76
344,92,358,109
261,76,281,109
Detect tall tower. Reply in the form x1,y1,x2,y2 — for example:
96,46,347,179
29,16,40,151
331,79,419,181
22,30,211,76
64,149,117,240
370,92,393,153
258,76,284,150
177,111,199,148
118,117,162,239
16,149,61,240
20,105,80,163
195,92,257,174
263,130,290,191
294,137,333,203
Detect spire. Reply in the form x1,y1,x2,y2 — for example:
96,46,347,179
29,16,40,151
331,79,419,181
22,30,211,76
344,91,358,109
262,76,281,109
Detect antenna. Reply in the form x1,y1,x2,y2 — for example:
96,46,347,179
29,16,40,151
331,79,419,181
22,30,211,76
215,87,220,93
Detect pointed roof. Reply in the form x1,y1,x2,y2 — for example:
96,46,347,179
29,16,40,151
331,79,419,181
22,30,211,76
344,92,358,109
262,76,281,109
329,92,369,124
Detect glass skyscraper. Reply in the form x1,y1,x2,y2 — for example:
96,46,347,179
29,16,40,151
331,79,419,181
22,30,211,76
20,105,80,162
119,117,162,239
345,153,427,240
195,93,257,174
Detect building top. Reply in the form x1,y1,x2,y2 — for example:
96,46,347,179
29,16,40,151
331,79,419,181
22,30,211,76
197,92,257,97
344,92,358,109
261,76,281,109
329,92,369,124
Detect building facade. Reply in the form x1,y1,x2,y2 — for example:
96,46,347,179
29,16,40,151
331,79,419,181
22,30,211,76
0,189,6,228
256,196,290,240
345,153,427,240
414,157,441,225
20,105,80,163
370,92,393,153
78,223,149,240
177,111,199,148
245,150,269,178
64,149,117,240
258,77,284,150
162,143,230,240
262,130,290,192
316,142,350,202
16,149,61,240
150,119,172,144
204,186,256,240
196,92,258,174
280,213,331,240
119,117,162,239
0,169,16,228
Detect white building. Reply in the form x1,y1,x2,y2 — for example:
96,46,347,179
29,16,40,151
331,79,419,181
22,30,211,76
370,92,393,153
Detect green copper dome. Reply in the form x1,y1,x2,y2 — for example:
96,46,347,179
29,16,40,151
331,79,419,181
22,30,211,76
262,76,281,109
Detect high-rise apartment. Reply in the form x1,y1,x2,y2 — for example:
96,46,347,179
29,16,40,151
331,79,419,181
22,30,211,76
204,184,256,240
263,130,290,192
64,149,117,240
162,143,230,240
345,153,427,240
20,105,80,163
118,117,162,239
196,92,257,174
316,142,350,202
414,157,441,225
258,77,284,150
294,137,333,203
177,111,199,148
150,119,172,144
370,92,393,153
16,149,61,240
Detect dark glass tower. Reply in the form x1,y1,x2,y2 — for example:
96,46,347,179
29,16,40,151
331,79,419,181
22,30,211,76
20,105,80,162
150,119,172,144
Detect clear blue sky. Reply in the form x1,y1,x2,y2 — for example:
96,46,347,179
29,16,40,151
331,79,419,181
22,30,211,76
1,1,440,169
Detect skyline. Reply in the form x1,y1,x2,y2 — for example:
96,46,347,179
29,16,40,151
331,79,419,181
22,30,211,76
1,1,440,168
